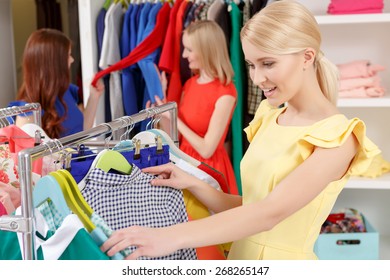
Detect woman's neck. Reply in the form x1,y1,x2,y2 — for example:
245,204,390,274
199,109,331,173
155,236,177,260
197,70,214,84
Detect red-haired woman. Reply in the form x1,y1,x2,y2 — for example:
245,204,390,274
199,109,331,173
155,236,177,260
9,28,104,138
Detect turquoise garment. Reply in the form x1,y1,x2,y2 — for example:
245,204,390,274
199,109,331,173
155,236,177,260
0,227,109,260
229,2,245,194
8,84,83,137
0,212,109,260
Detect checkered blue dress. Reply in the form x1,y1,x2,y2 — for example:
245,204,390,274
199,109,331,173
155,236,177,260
81,165,197,260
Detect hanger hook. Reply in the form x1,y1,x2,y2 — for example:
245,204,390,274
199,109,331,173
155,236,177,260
125,116,135,139
102,123,114,149
0,110,6,128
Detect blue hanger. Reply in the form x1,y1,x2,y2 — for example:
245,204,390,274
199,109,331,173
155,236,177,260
33,175,71,218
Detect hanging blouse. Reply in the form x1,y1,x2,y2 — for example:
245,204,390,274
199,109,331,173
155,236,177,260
81,164,197,260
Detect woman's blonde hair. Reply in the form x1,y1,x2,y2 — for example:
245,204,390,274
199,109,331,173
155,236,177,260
184,20,234,85
240,1,339,104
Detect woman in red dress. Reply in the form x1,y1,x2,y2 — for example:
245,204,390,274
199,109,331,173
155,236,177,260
150,20,238,195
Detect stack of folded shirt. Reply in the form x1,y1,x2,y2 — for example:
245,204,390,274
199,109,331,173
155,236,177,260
328,0,384,15
337,60,386,98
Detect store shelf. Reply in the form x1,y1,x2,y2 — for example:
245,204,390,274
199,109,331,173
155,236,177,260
315,13,390,25
337,96,390,107
345,173,390,190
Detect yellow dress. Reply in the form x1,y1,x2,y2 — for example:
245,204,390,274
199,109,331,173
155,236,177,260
227,100,389,260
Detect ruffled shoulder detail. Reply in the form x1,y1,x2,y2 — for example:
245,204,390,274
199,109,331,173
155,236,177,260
301,117,390,178
244,100,279,142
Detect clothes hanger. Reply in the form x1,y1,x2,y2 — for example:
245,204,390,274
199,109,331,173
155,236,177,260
94,124,133,175
33,175,71,218
78,127,133,191
135,128,201,166
56,169,94,217
20,123,50,142
94,149,133,174
55,169,124,260
104,0,113,9
50,171,95,233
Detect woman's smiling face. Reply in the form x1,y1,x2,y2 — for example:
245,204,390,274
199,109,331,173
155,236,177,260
242,38,306,108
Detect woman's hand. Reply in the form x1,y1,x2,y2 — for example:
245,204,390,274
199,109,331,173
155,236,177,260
89,78,104,100
0,181,21,209
142,163,200,191
101,225,180,260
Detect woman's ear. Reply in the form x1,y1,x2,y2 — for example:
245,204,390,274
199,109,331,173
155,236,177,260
303,48,316,70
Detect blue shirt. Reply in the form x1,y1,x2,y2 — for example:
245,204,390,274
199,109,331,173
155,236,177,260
8,84,84,138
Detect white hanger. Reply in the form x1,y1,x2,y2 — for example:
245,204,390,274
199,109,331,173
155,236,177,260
133,129,200,166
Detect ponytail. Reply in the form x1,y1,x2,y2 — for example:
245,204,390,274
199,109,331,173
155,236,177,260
316,52,339,105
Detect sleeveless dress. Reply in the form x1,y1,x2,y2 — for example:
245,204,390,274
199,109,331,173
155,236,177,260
178,75,239,195
227,99,388,259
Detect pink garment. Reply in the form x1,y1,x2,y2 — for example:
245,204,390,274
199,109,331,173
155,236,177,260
0,189,14,215
338,86,385,98
328,0,383,14
0,125,43,175
339,76,381,91
0,201,6,216
337,60,385,79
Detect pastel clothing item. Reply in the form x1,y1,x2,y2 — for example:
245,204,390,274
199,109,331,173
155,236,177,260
328,0,384,14
339,86,385,98
0,207,109,260
228,100,386,260
0,125,42,176
339,76,382,91
8,84,83,137
81,165,197,260
179,76,238,195
337,60,385,80
0,189,14,215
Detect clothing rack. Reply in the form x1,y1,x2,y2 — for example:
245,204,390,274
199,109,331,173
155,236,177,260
0,103,41,128
0,102,178,260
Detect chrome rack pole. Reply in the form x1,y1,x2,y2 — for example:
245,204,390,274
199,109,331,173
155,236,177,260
0,103,41,127
0,102,177,260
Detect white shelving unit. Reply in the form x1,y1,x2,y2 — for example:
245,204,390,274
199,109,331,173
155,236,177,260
298,0,390,260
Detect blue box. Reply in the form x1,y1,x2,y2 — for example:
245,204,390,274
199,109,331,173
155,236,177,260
314,216,379,260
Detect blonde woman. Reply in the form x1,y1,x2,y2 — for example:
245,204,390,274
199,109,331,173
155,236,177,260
150,20,239,195
101,1,382,260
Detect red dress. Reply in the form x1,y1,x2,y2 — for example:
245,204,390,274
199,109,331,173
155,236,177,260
178,75,239,195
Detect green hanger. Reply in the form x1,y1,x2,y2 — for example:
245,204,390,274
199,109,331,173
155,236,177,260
50,171,95,233
57,169,94,217
95,149,132,175
103,0,112,10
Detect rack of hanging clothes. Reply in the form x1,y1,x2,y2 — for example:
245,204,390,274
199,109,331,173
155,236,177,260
0,103,41,128
0,102,44,190
0,102,179,260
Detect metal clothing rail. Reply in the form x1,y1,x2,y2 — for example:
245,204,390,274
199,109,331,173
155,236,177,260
0,103,41,128
0,102,178,260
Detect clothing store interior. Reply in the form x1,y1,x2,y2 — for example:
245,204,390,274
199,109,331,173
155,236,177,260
1,0,390,262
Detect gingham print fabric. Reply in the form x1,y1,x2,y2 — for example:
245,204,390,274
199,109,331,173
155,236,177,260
90,212,131,258
81,165,197,260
